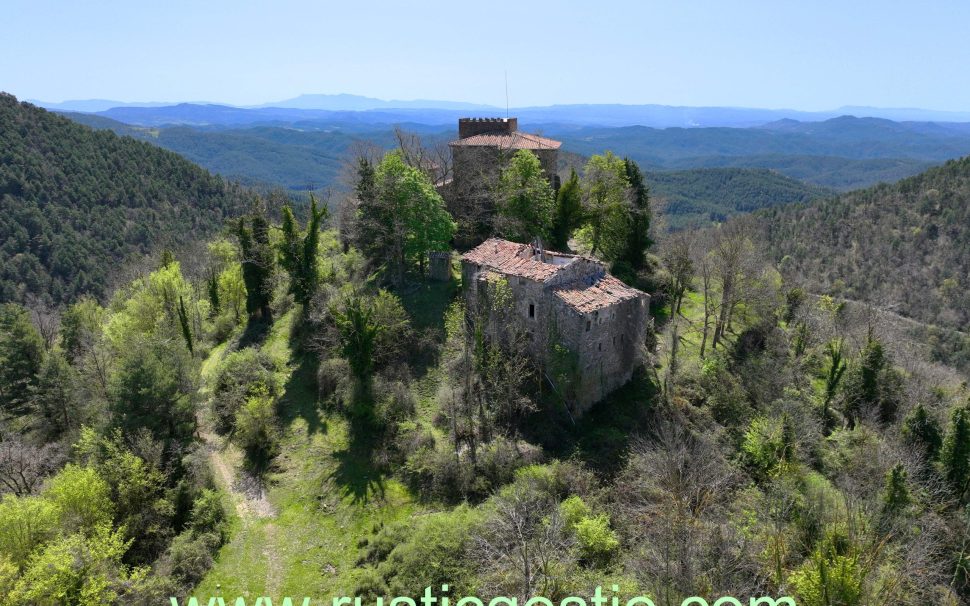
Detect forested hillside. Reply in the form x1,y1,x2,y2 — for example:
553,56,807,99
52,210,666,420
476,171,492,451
0,94,249,304
757,155,970,334
646,167,832,229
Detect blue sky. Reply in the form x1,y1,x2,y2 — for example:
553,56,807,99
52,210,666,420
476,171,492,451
3,0,969,110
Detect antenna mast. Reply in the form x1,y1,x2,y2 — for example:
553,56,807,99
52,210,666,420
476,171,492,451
505,70,509,119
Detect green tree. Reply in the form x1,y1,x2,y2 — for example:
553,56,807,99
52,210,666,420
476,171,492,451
368,151,456,284
822,339,848,432
109,339,195,446
902,403,943,462
495,149,555,243
620,157,652,269
74,428,174,562
236,207,274,320
0,303,45,416
59,298,105,365
881,463,910,516
234,385,279,470
580,152,630,259
7,524,144,606
841,338,900,426
278,194,329,306
177,295,193,355
206,272,220,316
0,494,59,568
353,156,381,258
574,514,620,565
550,169,583,250
29,352,79,438
941,406,970,498
45,465,114,533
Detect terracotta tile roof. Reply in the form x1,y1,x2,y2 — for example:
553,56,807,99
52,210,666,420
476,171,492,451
551,275,644,313
462,238,647,313
461,238,561,281
450,131,562,150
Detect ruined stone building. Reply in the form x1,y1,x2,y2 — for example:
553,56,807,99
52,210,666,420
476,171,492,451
444,118,561,246
461,238,649,415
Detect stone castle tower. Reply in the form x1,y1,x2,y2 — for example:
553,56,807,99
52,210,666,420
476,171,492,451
444,118,561,246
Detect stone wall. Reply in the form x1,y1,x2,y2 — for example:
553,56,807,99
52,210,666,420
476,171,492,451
458,117,517,138
461,259,649,416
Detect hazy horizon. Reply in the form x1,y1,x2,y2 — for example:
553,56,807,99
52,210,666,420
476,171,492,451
5,0,970,112
23,92,970,115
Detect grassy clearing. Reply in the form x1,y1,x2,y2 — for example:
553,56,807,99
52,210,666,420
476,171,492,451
193,309,429,602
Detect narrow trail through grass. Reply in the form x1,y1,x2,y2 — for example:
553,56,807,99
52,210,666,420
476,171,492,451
192,309,429,603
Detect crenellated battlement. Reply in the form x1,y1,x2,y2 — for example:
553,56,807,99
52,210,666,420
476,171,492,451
458,117,518,138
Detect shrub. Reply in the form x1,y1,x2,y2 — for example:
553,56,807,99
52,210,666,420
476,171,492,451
372,377,416,431
374,506,482,596
166,531,221,588
211,348,279,434
317,357,352,403
574,514,620,564
560,495,592,528
233,386,280,469
188,489,227,541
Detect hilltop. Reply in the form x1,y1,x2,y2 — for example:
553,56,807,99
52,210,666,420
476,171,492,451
0,93,249,304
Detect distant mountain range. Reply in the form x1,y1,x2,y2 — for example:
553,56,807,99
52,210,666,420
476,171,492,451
255,93,498,111
31,93,970,128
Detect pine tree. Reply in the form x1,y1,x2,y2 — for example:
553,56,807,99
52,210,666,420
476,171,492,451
882,463,910,515
902,403,943,461
823,339,848,433
941,406,970,498
841,337,886,427
0,303,45,415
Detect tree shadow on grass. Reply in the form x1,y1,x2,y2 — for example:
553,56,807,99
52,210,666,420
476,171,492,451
329,412,387,505
238,316,273,349
278,353,328,439
396,275,459,379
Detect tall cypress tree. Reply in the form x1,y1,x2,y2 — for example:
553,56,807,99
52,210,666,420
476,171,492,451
550,169,583,251
279,195,328,307
237,205,274,321
621,158,652,269
177,296,193,355
207,272,220,316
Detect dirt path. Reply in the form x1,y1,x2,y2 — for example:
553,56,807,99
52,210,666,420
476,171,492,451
201,429,276,520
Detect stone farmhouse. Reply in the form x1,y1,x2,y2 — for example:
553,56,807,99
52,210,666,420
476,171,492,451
444,118,561,245
461,238,649,415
